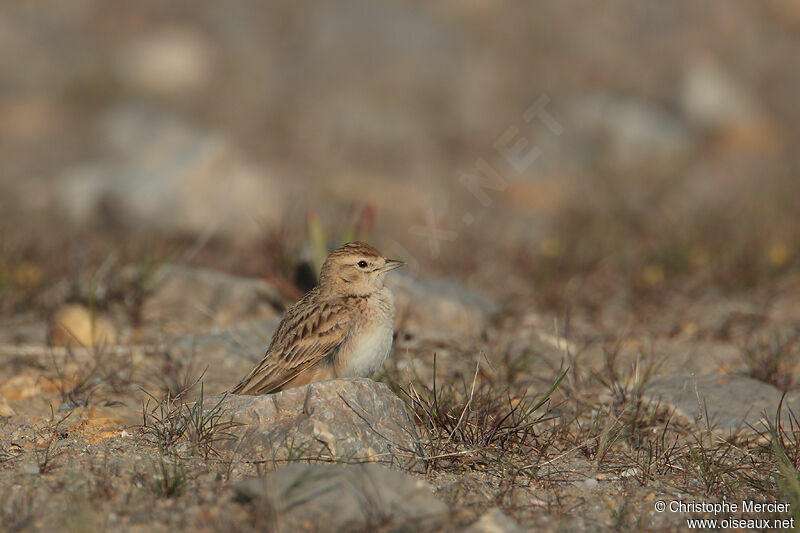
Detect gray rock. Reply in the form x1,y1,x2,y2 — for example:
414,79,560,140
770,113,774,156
643,374,800,436
212,378,425,472
570,94,695,167
234,463,449,532
681,59,759,129
143,266,283,335
116,28,214,95
464,508,523,533
165,317,279,395
387,272,499,343
50,106,286,242
20,463,40,475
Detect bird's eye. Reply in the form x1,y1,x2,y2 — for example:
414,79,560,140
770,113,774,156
357,260,368,268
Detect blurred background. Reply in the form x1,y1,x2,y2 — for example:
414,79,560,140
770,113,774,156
2,0,800,320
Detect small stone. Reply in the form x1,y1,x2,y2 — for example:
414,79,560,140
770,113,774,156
210,378,425,472
572,478,599,490
48,304,118,348
464,508,524,533
58,400,82,412
0,392,16,417
681,59,759,130
21,463,40,475
0,371,45,400
117,27,214,95
234,463,449,531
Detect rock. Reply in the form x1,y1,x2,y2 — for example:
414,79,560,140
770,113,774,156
650,339,742,378
0,392,15,417
643,374,800,436
0,371,48,401
58,399,86,412
681,59,759,130
117,27,214,95
91,317,119,347
573,478,599,490
210,378,425,472
570,94,695,167
48,304,117,348
387,273,499,343
679,59,780,153
464,508,524,533
50,106,285,242
234,463,449,531
142,266,283,335
21,463,40,475
164,318,279,395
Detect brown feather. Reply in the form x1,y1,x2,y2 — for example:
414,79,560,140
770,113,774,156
231,286,352,395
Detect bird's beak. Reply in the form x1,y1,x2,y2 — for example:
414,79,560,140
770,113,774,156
378,259,405,272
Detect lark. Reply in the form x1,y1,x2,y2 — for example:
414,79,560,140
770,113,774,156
231,242,404,395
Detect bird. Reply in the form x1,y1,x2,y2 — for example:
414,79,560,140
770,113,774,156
231,241,404,395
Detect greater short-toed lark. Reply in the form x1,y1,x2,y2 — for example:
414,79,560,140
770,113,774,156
231,242,404,395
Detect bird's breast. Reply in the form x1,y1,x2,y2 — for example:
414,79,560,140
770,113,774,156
340,324,393,378
336,290,395,378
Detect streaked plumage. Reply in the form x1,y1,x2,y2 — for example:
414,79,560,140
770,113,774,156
231,242,403,395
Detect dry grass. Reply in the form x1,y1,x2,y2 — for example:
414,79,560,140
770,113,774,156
48,345,136,408
768,398,800,524
138,384,241,460
387,354,566,483
33,407,73,474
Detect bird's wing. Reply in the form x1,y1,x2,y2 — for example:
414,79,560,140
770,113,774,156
231,295,351,395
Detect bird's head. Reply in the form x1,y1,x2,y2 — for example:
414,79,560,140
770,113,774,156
319,242,404,295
